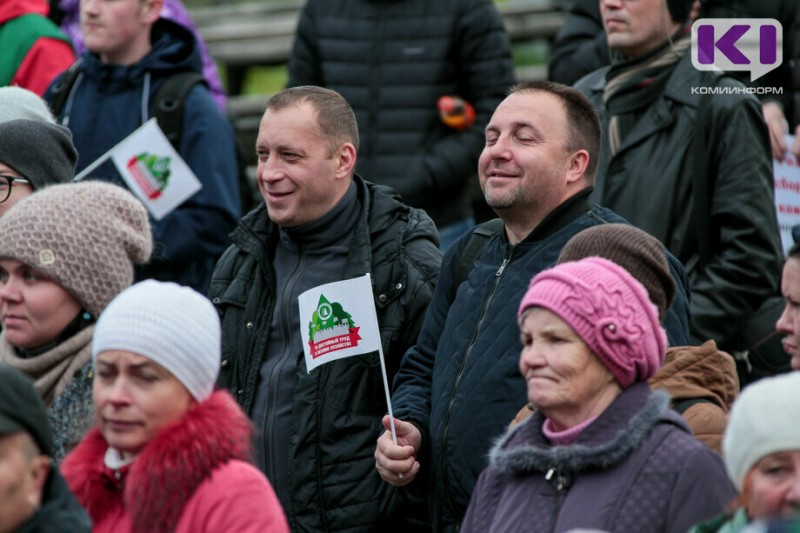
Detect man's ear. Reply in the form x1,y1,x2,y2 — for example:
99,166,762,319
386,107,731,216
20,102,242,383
334,143,357,180
142,0,164,24
26,455,50,508
565,149,590,186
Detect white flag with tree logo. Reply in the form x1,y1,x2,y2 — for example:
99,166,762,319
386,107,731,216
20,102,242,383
298,274,382,372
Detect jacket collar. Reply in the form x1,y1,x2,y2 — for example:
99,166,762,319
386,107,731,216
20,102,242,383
62,391,253,533
490,383,672,475
586,54,712,161
520,188,594,244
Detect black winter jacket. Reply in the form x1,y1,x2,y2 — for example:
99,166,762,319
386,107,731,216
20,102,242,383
391,190,678,533
209,176,441,532
287,0,515,227
547,0,608,86
576,55,783,347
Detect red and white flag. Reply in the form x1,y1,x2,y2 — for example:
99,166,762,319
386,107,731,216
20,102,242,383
76,118,201,220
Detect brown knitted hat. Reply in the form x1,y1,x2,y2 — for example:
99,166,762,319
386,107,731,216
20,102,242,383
557,224,675,321
0,181,152,317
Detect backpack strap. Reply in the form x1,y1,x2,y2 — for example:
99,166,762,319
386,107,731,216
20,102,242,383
48,58,83,120
150,71,207,150
450,218,504,301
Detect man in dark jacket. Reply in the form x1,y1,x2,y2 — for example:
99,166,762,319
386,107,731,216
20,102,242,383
0,365,90,533
44,0,240,294
551,0,800,161
574,0,782,349
209,86,441,532
287,0,515,249
374,81,690,533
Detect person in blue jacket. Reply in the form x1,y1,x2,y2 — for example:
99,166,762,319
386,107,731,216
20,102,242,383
44,0,239,294
374,80,692,533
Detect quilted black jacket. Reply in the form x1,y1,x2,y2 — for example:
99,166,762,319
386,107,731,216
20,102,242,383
391,190,648,532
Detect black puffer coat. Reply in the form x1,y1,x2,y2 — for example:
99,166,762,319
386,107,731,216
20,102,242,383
209,176,441,532
287,0,515,227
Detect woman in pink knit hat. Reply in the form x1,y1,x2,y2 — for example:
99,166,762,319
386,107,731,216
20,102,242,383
461,257,735,533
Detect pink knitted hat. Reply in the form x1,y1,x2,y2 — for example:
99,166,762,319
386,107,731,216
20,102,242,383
517,257,667,388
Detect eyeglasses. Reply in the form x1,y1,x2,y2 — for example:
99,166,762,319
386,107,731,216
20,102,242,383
0,175,31,204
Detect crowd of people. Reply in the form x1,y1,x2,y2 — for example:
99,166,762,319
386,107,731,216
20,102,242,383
0,0,799,532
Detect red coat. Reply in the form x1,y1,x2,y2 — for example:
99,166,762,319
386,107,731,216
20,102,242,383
62,391,289,533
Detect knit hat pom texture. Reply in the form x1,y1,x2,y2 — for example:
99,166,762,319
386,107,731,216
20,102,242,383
0,181,152,317
518,257,666,388
92,280,221,401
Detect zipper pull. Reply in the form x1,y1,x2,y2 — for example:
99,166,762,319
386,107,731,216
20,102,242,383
545,467,555,481
496,258,509,277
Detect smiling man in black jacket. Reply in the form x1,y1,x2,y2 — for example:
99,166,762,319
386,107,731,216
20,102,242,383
209,86,441,532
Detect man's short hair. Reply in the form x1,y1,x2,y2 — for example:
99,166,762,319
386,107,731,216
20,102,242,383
266,86,360,155
508,81,601,181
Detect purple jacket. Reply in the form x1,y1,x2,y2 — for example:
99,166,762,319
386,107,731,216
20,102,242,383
56,0,226,111
461,383,736,533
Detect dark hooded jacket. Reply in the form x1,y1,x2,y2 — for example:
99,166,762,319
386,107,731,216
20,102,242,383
45,18,240,293
209,176,441,532
287,0,515,228
461,383,736,533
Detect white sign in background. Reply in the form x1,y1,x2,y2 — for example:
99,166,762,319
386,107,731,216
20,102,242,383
773,134,800,254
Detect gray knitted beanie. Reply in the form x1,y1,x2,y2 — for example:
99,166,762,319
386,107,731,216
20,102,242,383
0,87,56,124
0,181,152,317
93,280,221,401
557,223,675,322
0,119,78,188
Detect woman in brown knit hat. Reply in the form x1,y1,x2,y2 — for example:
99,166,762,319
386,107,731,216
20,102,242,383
0,181,152,463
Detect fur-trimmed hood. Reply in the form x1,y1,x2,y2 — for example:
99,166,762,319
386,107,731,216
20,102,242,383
490,383,675,476
61,390,253,533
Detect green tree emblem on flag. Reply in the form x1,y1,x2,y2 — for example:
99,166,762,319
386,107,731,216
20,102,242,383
136,153,171,189
308,294,357,342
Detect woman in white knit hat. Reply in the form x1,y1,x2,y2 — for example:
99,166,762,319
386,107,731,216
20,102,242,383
61,280,289,533
0,181,152,462
690,372,800,532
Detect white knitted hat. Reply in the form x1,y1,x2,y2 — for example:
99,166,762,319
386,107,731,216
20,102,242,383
0,87,56,124
92,280,221,401
722,372,800,491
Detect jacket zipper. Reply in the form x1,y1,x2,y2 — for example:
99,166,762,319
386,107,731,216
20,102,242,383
263,245,308,487
441,244,514,518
